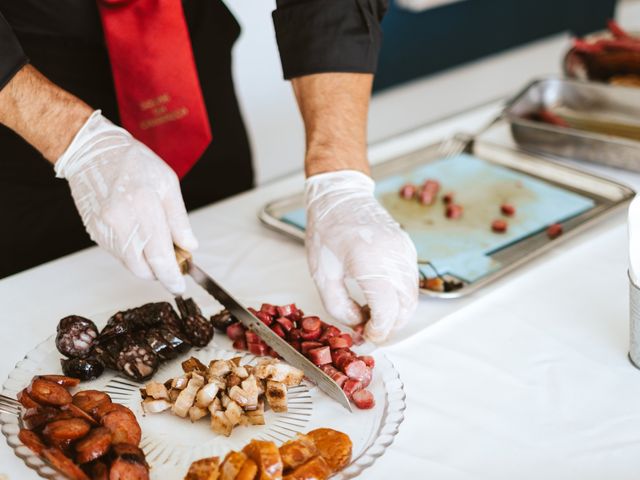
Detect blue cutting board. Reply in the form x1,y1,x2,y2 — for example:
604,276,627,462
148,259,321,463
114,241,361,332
282,154,594,282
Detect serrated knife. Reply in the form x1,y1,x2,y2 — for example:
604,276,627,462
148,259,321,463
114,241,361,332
175,247,353,412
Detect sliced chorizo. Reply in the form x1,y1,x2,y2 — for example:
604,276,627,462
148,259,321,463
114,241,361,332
17,388,41,409
28,378,72,406
86,461,110,480
101,410,141,446
72,390,111,415
109,443,149,480
61,403,99,426
42,447,90,480
92,402,135,421
75,427,112,464
43,418,91,442
18,428,47,456
39,374,81,388
22,406,61,430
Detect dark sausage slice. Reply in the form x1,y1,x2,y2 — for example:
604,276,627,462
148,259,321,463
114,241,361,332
28,378,72,406
39,375,81,388
86,461,110,480
42,447,90,480
109,443,149,480
92,403,135,422
61,403,99,426
43,418,91,441
72,390,112,415
18,428,47,456
75,427,112,464
17,388,41,409
101,410,142,446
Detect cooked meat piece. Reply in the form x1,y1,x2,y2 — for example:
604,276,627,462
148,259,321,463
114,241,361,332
227,386,252,409
182,356,208,373
56,316,99,359
189,405,209,422
185,456,220,480
101,409,142,445
85,461,109,480
72,390,111,415
226,373,243,390
219,451,247,480
208,360,232,378
28,378,72,406
141,398,172,414
245,400,265,425
224,400,243,427
254,361,303,387
265,381,287,413
236,458,258,480
60,403,99,426
42,447,90,480
210,309,236,332
279,434,317,472
109,443,149,480
210,411,233,437
74,427,112,464
231,364,249,379
172,373,205,418
115,340,159,381
196,382,220,408
283,456,331,480
306,428,352,473
38,375,81,388
242,440,283,480
18,429,47,456
207,397,222,415
144,381,169,400
17,388,40,408
61,356,105,381
171,374,191,390
42,418,91,442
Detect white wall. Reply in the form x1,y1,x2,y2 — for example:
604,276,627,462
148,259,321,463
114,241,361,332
226,0,639,184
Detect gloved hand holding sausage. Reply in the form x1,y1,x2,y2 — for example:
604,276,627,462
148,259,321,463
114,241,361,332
55,110,198,294
305,170,419,342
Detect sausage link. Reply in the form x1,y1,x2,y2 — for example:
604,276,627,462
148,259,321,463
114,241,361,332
17,388,41,409
28,378,72,406
75,427,112,464
39,375,81,388
109,443,149,480
43,418,91,442
61,403,99,426
18,428,47,456
72,390,112,415
22,406,61,430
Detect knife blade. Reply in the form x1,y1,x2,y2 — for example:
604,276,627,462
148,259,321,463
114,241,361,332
175,248,353,412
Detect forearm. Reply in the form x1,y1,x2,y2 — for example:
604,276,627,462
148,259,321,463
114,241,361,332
0,64,92,163
292,72,372,177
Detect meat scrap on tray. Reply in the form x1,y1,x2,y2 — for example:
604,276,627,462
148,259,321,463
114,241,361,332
185,428,353,480
17,374,149,480
141,356,304,437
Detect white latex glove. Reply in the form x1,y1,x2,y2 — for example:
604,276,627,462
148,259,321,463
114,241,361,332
55,110,197,294
305,170,419,342
629,196,640,285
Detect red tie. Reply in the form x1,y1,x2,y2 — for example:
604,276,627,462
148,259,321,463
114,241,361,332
97,0,212,178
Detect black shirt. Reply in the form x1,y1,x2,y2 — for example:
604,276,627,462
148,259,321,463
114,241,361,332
0,0,387,90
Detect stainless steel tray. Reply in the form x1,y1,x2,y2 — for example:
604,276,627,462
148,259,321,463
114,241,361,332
505,77,640,172
259,135,634,298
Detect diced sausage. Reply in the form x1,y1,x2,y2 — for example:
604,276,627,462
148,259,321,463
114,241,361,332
72,390,112,415
352,389,375,409
301,317,321,332
332,349,355,371
75,427,112,464
28,378,72,406
226,323,246,341
260,303,278,316
233,338,247,351
91,402,133,421
39,375,81,388
109,443,149,480
42,447,90,480
301,341,323,354
248,342,269,356
277,304,297,317
318,325,340,343
358,355,375,369
255,311,273,326
419,180,440,205
101,409,141,446
342,379,362,399
43,418,91,442
17,388,41,409
276,316,294,332
18,428,47,456
271,323,286,338
343,359,368,381
547,223,563,239
308,347,332,366
328,335,352,350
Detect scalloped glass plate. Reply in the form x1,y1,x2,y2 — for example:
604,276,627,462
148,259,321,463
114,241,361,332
1,334,405,479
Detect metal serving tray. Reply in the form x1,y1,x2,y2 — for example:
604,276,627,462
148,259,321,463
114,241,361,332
506,77,640,172
259,135,634,298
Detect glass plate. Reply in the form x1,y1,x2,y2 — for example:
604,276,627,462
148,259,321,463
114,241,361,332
1,334,405,479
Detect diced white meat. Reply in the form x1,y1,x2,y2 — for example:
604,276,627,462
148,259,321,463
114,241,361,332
172,373,205,418
210,411,233,437
144,381,170,400
141,398,172,414
254,361,304,387
168,388,180,403
224,400,243,426
206,375,226,390
208,360,232,378
245,400,265,425
265,380,288,413
188,405,208,422
195,382,220,408
228,386,251,408
208,397,222,415
219,392,231,409
240,375,261,408
231,364,249,379
171,374,190,390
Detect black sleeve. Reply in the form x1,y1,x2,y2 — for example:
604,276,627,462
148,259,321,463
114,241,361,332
272,0,388,79
0,12,28,90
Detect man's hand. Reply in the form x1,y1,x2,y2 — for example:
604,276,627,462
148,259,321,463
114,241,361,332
55,112,198,294
291,72,419,342
305,170,418,342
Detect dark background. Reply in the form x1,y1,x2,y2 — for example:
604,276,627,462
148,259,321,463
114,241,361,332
375,0,619,91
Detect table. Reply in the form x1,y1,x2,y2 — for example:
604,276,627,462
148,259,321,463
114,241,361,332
2,100,640,479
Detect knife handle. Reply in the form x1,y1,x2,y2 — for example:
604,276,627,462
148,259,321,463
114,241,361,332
174,245,192,275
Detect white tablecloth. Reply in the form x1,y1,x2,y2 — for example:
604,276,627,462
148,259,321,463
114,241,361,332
2,102,640,479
